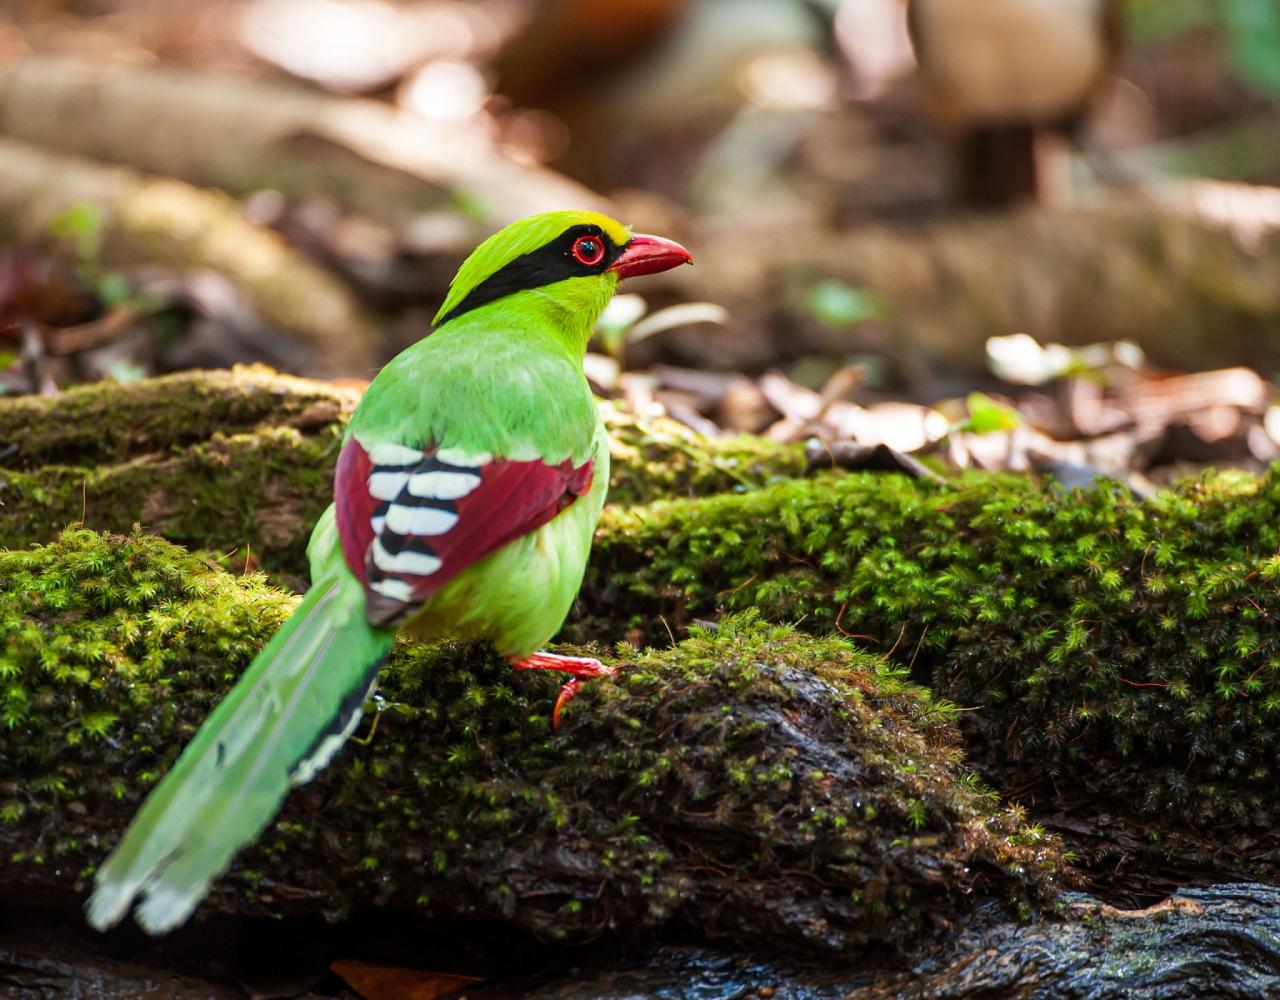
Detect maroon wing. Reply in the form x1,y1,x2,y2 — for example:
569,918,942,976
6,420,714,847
334,438,594,626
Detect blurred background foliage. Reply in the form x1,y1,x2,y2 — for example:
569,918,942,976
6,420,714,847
0,0,1278,488
1128,0,1280,97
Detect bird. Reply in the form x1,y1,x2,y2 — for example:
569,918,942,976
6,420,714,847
85,210,693,935
906,0,1123,208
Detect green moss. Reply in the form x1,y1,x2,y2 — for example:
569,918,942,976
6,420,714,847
12,369,1280,858
575,466,1280,838
0,529,1060,955
0,365,357,469
0,366,352,588
0,427,340,592
601,403,807,506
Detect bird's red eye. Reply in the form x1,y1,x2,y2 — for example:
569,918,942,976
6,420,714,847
571,235,606,267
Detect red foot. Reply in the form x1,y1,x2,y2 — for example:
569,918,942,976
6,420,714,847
510,652,616,728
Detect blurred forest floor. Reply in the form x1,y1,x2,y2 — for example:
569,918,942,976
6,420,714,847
4,2,1280,997
1,0,1279,495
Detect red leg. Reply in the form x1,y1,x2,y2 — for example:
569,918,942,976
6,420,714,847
510,652,616,728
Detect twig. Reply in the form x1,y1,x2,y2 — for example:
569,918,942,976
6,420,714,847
44,307,138,356
908,624,931,672
885,621,908,659
834,600,879,642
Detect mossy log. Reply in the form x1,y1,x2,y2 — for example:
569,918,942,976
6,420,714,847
0,139,380,374
9,371,1280,878
0,368,805,587
576,466,1280,873
0,367,358,591
0,529,1060,955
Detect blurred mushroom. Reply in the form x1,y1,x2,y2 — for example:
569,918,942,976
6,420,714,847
907,0,1123,206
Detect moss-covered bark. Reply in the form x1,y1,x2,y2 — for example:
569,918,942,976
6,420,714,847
0,367,357,590
0,369,805,585
0,366,360,468
573,467,1280,856
0,529,1059,955
10,370,1280,882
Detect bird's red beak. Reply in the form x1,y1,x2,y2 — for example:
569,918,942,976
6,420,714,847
608,234,693,279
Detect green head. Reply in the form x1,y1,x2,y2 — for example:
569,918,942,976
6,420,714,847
433,210,692,353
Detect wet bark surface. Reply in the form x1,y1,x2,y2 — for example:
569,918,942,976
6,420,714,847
6,885,1280,998
540,885,1280,999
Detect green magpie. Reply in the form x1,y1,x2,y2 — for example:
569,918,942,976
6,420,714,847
86,210,692,934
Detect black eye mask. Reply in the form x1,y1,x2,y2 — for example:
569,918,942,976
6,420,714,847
436,225,627,326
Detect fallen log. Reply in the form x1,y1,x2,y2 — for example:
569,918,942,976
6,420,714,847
0,57,604,231
0,139,381,374
660,181,1280,380
0,529,1060,956
6,371,1279,886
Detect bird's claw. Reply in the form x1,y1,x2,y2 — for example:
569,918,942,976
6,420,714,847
552,664,618,729
509,651,616,729
553,679,581,730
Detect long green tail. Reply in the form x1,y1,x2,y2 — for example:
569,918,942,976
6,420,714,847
86,569,395,934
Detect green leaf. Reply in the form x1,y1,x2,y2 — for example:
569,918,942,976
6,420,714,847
1223,0,1280,96
1123,0,1212,44
807,280,883,328
448,188,488,221
1124,0,1280,97
961,393,1022,435
108,361,147,384
96,273,134,308
594,293,648,359
48,203,104,260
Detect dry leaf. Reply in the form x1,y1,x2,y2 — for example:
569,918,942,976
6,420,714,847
331,958,481,1000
